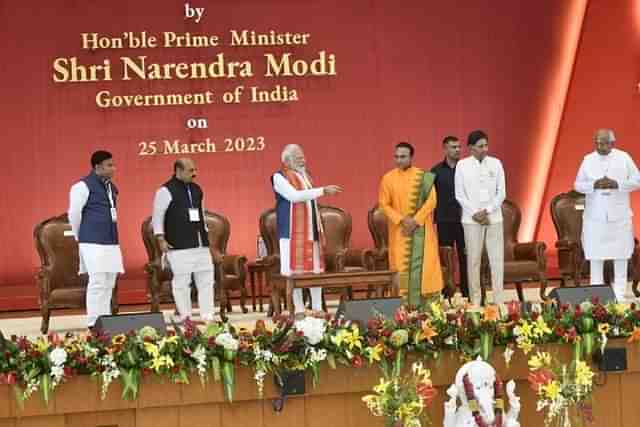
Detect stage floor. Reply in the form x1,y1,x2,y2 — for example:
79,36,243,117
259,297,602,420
0,283,635,338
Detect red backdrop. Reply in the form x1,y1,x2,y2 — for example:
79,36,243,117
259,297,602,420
1,0,638,308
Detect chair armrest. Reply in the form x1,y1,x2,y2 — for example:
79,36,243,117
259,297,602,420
555,239,579,251
342,248,369,269
514,241,546,262
36,266,54,299
221,254,248,275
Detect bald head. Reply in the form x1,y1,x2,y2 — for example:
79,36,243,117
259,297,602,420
593,128,616,155
174,158,197,183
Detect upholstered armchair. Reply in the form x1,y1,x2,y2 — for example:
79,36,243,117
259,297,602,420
550,190,640,294
366,206,456,296
141,210,248,319
34,214,119,334
259,205,370,315
480,200,548,303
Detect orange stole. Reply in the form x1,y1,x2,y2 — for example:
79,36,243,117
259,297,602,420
281,169,325,273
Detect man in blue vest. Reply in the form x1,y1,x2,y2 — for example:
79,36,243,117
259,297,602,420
68,151,124,329
272,144,342,317
152,158,215,322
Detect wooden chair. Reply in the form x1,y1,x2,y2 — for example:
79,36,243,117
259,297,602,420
34,214,119,334
550,190,640,294
366,206,456,295
480,200,548,302
141,210,248,319
259,205,371,315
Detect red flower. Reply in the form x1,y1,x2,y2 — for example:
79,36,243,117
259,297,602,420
142,368,152,376
394,308,408,325
351,355,363,368
417,384,437,405
367,318,381,332
554,326,565,337
528,369,554,392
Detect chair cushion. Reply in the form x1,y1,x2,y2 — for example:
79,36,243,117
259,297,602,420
504,261,540,281
49,287,86,307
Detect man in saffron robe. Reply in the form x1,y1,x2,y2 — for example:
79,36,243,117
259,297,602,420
378,142,443,305
271,144,342,317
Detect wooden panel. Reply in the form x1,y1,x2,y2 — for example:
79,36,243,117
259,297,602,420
621,372,640,427
0,386,10,419
344,393,383,427
15,416,64,427
305,395,347,427
65,409,135,427
10,390,56,418
513,380,545,427
137,377,182,409
181,375,224,405
95,381,137,412
262,396,305,427
55,376,99,414
0,419,15,427
592,372,621,427
178,403,221,427
231,366,263,402
220,401,263,427
136,407,180,427
307,365,349,396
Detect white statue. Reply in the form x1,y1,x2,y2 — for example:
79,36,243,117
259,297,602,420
444,358,520,427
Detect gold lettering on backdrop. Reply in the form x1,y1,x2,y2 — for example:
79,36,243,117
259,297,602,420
121,55,253,80
54,30,338,108
264,51,336,77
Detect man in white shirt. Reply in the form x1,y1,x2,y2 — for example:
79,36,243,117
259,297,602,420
574,129,640,301
455,130,506,306
272,144,342,317
68,151,124,329
152,158,215,322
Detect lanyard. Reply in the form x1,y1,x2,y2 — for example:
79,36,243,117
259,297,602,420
186,185,194,208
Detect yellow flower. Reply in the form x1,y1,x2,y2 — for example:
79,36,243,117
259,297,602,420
516,321,534,338
518,339,534,355
144,342,160,358
533,317,552,338
396,401,423,420
332,325,363,351
528,352,552,370
373,378,391,394
111,334,127,346
430,302,445,321
541,380,561,400
575,360,594,387
598,323,610,335
33,338,50,353
612,303,627,316
366,344,383,363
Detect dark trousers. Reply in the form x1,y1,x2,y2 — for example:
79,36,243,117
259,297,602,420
437,222,469,298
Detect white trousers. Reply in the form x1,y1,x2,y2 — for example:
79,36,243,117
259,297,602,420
172,270,215,321
86,272,117,327
280,239,323,314
463,222,504,306
590,259,628,301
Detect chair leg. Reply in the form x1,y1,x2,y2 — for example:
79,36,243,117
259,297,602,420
539,275,549,301
515,283,525,302
322,293,327,313
226,292,232,313
240,284,249,314
40,307,50,335
632,280,640,298
271,287,281,318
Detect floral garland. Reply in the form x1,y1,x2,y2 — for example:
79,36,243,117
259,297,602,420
462,373,504,427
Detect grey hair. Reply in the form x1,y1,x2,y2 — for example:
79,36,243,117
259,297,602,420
281,144,302,165
594,128,616,142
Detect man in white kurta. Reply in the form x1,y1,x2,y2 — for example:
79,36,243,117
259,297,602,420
68,151,124,328
152,158,215,322
574,129,640,301
272,144,342,316
455,130,506,306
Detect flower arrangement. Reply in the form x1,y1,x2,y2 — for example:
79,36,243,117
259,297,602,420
2,297,640,408
362,361,437,427
527,351,595,426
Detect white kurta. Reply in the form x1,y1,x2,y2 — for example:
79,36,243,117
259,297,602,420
574,148,640,260
68,181,124,274
151,187,214,276
272,172,324,276
454,155,506,225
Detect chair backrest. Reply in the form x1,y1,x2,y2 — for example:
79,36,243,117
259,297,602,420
259,205,353,258
367,206,389,252
141,210,231,266
550,190,585,244
501,199,521,261
33,214,82,290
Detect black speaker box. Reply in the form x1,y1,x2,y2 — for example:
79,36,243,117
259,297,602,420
593,347,627,371
94,312,166,336
548,285,616,306
335,297,402,332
